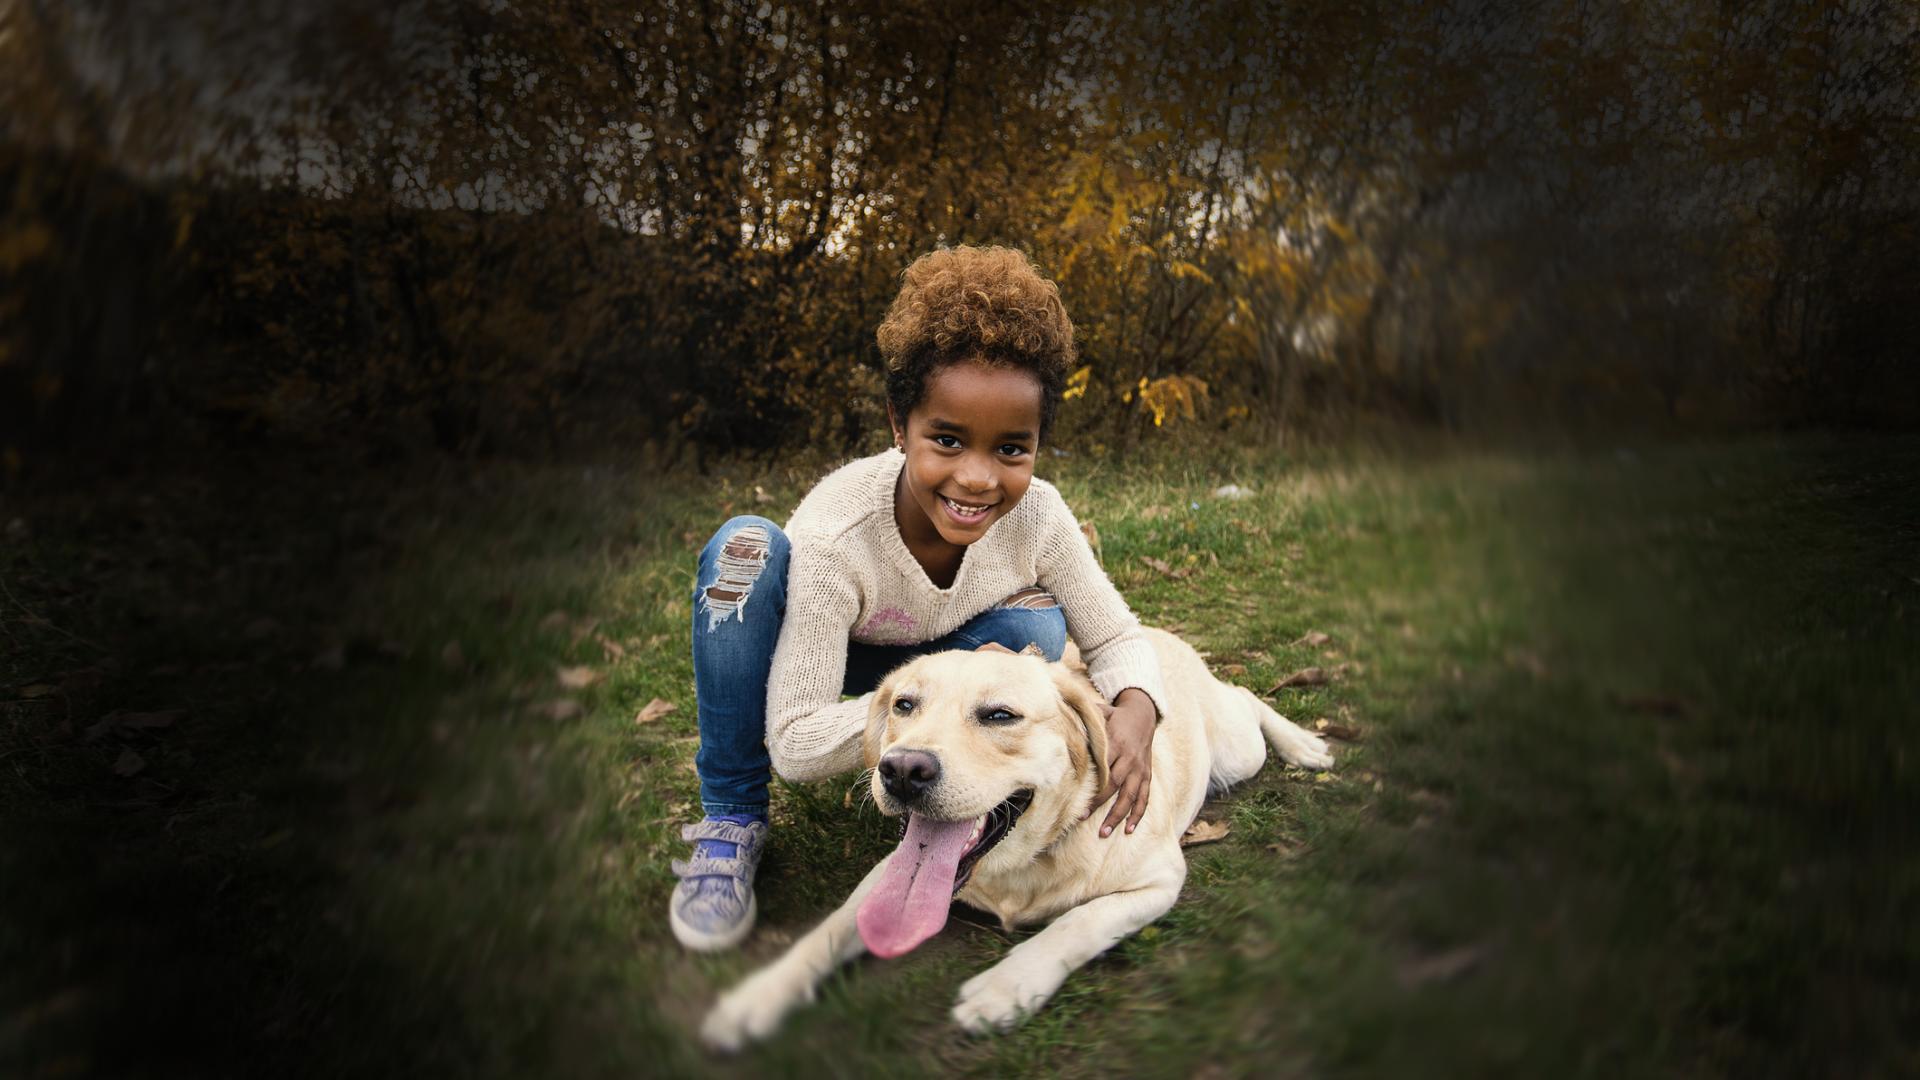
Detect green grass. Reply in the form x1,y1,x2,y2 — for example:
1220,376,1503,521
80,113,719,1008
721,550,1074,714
3,433,1915,1077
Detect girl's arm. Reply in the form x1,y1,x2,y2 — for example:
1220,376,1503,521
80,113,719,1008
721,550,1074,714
763,540,870,783
1034,492,1170,719
1035,491,1169,835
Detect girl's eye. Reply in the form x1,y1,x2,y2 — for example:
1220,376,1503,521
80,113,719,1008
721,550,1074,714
932,435,961,449
978,707,1020,725
893,697,916,714
998,444,1030,458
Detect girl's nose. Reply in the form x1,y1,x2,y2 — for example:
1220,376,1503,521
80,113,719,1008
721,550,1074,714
956,458,994,493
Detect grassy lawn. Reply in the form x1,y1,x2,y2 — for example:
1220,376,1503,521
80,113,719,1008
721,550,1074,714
4,433,1915,1077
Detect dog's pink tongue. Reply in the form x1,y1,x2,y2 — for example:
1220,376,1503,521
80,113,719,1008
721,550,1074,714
856,813,978,958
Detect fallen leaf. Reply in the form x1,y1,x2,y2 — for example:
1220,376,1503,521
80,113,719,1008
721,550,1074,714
1219,662,1246,676
568,618,601,647
1212,484,1252,499
1293,630,1330,647
536,699,584,721
1320,722,1363,741
1397,944,1487,988
634,698,676,725
597,634,627,661
1140,504,1173,521
113,748,147,777
556,665,602,690
1506,647,1549,678
440,641,467,670
753,485,775,505
102,710,184,736
538,610,572,634
1140,555,1193,580
1181,819,1231,846
1265,667,1328,693
1080,521,1103,563
18,684,55,699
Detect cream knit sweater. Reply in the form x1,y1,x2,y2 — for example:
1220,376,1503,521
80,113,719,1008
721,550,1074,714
765,448,1169,783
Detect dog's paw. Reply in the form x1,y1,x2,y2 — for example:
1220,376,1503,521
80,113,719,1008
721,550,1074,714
1279,727,1335,771
952,966,1051,1035
700,979,806,1053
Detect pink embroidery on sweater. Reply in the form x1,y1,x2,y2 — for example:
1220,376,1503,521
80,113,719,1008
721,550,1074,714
856,606,918,643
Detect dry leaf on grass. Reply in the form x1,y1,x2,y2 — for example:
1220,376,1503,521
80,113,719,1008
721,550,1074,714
1219,662,1247,677
556,665,602,690
634,698,676,725
1265,667,1329,693
1140,555,1194,580
1181,819,1231,846
87,710,185,739
1397,944,1488,988
1315,720,1363,741
536,699,584,721
1293,630,1331,647
17,684,56,699
1080,521,1103,563
597,634,627,661
537,610,572,634
112,748,147,777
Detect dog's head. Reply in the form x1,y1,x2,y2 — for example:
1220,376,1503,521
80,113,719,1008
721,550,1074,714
854,648,1110,956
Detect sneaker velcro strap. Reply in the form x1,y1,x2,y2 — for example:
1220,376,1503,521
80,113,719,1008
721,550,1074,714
681,820,764,847
671,855,756,883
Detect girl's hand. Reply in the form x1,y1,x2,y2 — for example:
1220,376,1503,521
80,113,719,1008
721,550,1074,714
1094,688,1156,837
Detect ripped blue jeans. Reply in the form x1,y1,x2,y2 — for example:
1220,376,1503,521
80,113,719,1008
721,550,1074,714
690,515,1068,816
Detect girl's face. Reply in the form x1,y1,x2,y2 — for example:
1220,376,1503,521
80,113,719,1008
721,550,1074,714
890,361,1044,551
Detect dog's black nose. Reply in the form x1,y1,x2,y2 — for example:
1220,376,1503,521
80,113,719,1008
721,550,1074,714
878,749,940,802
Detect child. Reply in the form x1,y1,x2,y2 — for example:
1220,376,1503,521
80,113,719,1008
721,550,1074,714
672,246,1167,951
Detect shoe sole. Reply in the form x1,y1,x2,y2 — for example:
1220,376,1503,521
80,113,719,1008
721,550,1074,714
671,891,758,952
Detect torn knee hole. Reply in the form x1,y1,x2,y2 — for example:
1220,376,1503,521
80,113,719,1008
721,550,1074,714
701,525,771,629
999,587,1058,610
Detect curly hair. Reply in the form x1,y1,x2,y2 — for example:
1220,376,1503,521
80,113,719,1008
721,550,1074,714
876,245,1075,442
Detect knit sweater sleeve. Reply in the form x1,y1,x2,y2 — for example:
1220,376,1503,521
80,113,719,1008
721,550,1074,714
1033,486,1170,719
763,534,870,783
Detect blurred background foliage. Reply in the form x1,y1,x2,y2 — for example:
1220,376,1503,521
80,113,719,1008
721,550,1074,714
2,0,1916,470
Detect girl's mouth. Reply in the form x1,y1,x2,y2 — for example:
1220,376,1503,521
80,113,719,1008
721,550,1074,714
939,494,996,525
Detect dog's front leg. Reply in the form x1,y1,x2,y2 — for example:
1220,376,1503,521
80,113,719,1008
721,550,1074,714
700,860,887,1053
952,879,1181,1034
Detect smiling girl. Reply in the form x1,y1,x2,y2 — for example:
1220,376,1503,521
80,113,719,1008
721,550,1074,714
671,246,1167,951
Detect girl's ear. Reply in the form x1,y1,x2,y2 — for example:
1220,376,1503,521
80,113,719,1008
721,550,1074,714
886,403,904,448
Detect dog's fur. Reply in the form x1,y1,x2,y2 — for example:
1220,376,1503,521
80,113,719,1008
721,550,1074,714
700,628,1333,1049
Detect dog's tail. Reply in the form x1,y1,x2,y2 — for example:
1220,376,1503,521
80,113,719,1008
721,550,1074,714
1237,685,1336,772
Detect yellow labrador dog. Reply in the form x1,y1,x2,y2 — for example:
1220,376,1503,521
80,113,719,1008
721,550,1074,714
700,628,1333,1050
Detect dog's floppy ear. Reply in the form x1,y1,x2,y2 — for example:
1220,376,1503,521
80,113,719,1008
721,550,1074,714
863,671,896,770
1050,665,1110,799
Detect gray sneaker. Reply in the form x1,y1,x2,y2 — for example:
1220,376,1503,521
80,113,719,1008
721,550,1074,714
670,818,768,951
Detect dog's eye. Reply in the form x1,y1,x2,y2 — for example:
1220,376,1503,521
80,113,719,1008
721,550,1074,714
977,707,1020,725
892,697,916,715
